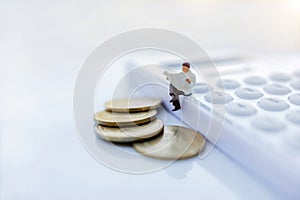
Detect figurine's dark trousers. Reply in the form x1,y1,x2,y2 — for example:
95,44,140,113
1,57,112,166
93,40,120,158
169,84,184,110
169,84,184,101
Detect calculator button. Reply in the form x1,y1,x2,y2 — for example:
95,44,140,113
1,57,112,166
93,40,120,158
217,79,240,89
244,76,267,85
263,84,291,95
252,116,285,131
194,83,210,94
291,80,300,90
258,98,289,111
270,72,292,82
235,88,263,100
226,102,256,116
288,94,300,106
204,91,233,104
294,70,300,78
286,110,300,125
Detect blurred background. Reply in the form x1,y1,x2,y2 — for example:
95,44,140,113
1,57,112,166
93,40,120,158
1,0,300,83
1,0,300,199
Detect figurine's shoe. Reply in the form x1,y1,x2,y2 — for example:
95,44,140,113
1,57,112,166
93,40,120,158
171,100,181,111
172,107,181,112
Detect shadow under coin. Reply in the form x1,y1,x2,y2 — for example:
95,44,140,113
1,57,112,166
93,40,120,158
93,133,175,173
163,158,194,179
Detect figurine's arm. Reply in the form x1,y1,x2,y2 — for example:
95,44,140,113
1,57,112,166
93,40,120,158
189,74,196,88
163,71,169,80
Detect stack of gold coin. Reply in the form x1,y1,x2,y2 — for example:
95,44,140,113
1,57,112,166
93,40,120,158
94,98,206,160
94,98,164,142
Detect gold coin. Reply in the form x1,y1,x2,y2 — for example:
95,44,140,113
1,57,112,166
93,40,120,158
104,98,162,112
133,126,206,160
95,118,164,142
94,109,157,127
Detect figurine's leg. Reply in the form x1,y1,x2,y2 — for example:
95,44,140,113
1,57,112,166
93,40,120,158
170,87,180,102
172,99,181,111
169,84,175,96
169,84,177,102
170,87,184,111
172,92,179,101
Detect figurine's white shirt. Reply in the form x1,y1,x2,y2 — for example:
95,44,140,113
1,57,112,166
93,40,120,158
182,70,196,95
164,70,196,95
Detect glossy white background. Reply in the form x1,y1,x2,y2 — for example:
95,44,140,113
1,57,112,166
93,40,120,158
1,0,300,199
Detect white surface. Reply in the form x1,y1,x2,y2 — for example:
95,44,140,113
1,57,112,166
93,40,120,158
1,0,300,199
0,55,280,200
1,88,278,199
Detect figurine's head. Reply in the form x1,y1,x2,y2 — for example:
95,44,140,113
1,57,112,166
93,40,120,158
182,62,190,73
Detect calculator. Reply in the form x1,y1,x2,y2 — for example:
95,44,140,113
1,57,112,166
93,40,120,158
127,56,300,199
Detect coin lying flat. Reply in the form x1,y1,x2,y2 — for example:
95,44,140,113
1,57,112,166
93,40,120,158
133,126,205,160
104,98,162,112
95,118,164,142
94,109,157,127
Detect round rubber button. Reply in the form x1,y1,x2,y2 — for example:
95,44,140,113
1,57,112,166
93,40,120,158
217,79,240,89
194,83,210,94
291,80,300,91
244,76,267,85
286,110,300,125
288,93,300,106
252,116,285,131
235,87,263,100
258,98,289,111
204,91,233,104
263,84,291,95
270,72,291,82
226,102,256,116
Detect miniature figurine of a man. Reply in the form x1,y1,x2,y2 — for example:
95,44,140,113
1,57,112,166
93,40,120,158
164,62,196,111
